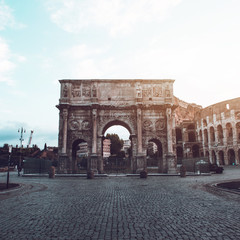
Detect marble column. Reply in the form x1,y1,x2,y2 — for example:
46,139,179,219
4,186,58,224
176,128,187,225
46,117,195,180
62,108,68,154
92,109,97,154
166,107,176,174
232,123,238,146
136,108,146,172
166,108,173,153
90,109,98,173
137,108,142,154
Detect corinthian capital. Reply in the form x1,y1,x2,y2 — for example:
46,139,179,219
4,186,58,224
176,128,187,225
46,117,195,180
62,109,68,120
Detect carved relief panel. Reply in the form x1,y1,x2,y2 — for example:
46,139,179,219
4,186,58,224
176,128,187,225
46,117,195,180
153,85,163,97
72,84,81,98
142,85,152,98
142,110,166,135
71,82,97,99
136,83,164,99
82,84,91,97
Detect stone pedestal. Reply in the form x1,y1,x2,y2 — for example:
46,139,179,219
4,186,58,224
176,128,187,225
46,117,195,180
136,154,147,173
58,154,70,174
88,154,98,173
97,156,104,174
166,154,177,174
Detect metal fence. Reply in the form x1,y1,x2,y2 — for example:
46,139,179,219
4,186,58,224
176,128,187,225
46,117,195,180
23,157,52,174
103,157,131,174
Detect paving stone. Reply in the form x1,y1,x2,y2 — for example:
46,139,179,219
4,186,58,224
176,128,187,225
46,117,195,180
1,167,240,239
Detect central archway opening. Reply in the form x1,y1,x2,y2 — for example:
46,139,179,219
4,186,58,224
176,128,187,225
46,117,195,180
102,123,132,174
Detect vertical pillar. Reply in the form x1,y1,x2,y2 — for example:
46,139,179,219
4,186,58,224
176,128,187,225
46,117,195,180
166,108,173,153
136,107,146,172
62,108,68,154
223,126,227,146
224,150,228,165
216,150,220,165
130,134,138,173
137,108,143,154
201,119,206,155
172,110,176,151
92,109,97,154
90,109,98,173
166,108,176,174
97,135,103,173
232,122,238,146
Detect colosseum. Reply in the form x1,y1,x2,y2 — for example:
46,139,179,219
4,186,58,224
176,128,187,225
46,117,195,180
175,96,240,167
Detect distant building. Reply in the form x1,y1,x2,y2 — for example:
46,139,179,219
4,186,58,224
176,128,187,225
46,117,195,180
103,139,111,158
77,142,88,157
122,140,131,154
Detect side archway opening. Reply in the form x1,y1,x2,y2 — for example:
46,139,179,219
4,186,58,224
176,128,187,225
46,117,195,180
72,139,88,173
218,150,225,165
176,146,183,164
146,139,163,170
192,145,200,158
228,149,235,165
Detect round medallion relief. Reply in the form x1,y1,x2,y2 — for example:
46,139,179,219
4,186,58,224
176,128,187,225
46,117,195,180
155,119,165,130
69,120,80,131
143,120,153,131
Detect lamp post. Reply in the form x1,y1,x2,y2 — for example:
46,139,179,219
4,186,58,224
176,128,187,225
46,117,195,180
7,145,12,189
18,127,26,148
18,127,26,176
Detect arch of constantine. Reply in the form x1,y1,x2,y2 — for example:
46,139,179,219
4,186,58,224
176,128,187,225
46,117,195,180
57,79,177,174
57,79,240,174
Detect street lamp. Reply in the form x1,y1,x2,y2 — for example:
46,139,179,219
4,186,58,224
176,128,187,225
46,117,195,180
6,145,12,189
18,127,26,176
18,127,26,148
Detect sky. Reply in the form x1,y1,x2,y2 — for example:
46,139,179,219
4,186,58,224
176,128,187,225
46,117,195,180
0,0,240,148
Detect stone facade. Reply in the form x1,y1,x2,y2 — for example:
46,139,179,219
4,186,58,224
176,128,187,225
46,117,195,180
57,79,240,173
56,79,177,174
175,97,240,166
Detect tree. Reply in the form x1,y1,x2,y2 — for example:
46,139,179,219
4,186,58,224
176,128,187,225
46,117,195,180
106,133,124,155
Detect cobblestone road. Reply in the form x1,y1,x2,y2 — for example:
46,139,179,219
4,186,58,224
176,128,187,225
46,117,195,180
1,167,240,240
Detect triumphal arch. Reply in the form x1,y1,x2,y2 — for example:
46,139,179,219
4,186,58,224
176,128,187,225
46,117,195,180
57,79,177,174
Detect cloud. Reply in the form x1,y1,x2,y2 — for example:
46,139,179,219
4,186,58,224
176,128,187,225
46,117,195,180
59,44,114,78
0,37,15,85
62,44,105,59
0,0,25,30
45,0,182,36
0,37,26,85
0,1,26,85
